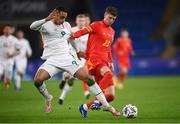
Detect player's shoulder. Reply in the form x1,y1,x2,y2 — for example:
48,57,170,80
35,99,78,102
71,26,79,32
10,35,18,41
64,21,71,29
91,21,101,25
117,37,123,42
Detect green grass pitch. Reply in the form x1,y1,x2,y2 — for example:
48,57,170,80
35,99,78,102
0,76,180,123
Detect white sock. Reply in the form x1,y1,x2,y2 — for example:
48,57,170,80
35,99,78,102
15,74,21,89
37,83,51,99
59,83,72,100
89,83,109,108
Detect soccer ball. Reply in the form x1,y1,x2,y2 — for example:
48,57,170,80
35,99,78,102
122,104,138,118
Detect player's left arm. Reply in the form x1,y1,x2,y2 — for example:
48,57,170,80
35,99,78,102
108,45,114,72
71,22,98,38
129,39,135,56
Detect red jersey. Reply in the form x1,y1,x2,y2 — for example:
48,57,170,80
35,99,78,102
72,21,115,63
114,37,133,58
114,37,134,69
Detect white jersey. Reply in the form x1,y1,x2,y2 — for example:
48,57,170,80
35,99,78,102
30,19,82,76
30,19,72,60
0,35,19,62
15,38,32,60
71,26,88,52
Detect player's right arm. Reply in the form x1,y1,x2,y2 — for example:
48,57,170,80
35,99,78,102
72,22,98,38
30,9,57,31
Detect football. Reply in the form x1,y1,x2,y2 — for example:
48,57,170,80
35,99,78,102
123,104,138,118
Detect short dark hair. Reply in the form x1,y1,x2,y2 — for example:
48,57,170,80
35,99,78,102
56,6,68,13
105,6,118,16
84,13,90,18
4,24,13,28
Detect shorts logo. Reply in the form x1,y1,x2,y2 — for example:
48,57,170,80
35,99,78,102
72,60,78,66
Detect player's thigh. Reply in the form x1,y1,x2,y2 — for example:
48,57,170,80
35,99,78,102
34,62,59,82
16,60,27,75
100,65,111,76
0,62,4,77
74,66,90,82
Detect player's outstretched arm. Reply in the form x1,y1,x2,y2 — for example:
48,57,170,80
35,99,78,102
30,9,57,30
30,19,47,31
71,27,90,38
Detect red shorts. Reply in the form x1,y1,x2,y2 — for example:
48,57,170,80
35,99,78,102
86,57,114,90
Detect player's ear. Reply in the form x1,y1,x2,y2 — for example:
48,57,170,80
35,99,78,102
104,12,108,17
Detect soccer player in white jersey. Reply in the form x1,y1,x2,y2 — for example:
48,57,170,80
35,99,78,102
15,30,32,90
0,25,20,89
30,7,120,117
58,14,90,105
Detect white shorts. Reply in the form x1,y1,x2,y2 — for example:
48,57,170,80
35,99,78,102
78,58,86,66
38,54,82,77
15,58,27,74
0,60,14,80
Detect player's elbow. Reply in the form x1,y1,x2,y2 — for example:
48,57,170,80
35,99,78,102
30,23,35,30
30,22,38,30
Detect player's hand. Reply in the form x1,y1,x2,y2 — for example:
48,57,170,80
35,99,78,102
77,51,86,60
6,52,15,58
70,33,75,39
108,62,114,72
46,9,57,21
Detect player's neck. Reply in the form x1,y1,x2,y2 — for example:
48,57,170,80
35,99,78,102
17,38,23,40
4,34,11,37
52,20,63,25
77,26,84,29
102,20,110,27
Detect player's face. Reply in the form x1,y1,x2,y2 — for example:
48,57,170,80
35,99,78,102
54,11,67,24
3,26,12,36
11,27,15,34
103,13,116,26
121,31,129,38
76,17,86,28
85,17,91,26
16,31,24,39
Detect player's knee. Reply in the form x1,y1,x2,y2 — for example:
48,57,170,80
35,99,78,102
63,72,71,80
106,94,115,102
104,71,113,78
67,78,74,86
33,76,44,85
100,66,111,76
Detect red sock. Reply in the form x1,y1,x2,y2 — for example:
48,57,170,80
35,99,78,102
82,81,89,92
99,71,114,90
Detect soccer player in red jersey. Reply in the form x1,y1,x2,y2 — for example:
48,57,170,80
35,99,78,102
72,6,119,117
113,29,135,89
